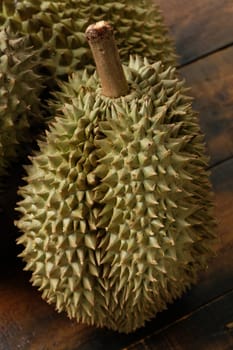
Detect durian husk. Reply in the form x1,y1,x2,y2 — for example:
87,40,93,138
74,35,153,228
16,56,216,333
0,0,176,84
0,28,44,180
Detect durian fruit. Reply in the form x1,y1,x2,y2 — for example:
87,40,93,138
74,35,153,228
0,28,43,179
0,0,176,83
16,23,216,333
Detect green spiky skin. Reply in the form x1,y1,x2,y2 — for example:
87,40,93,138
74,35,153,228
0,0,176,83
16,56,216,333
0,29,43,178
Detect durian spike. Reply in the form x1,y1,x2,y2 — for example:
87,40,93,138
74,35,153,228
86,21,128,98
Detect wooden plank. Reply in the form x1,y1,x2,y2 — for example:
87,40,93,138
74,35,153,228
124,290,233,350
0,157,232,350
154,0,233,65
180,46,233,166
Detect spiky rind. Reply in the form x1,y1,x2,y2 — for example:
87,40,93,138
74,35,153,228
16,56,216,333
0,28,43,178
0,0,176,82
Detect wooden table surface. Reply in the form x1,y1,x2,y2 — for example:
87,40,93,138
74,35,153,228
0,1,233,349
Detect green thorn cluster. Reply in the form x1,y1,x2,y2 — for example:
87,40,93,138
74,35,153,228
0,0,177,180
0,28,43,178
0,0,176,83
16,56,216,333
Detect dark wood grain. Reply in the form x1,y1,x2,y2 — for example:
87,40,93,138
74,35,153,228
155,0,233,65
124,290,233,350
180,46,233,166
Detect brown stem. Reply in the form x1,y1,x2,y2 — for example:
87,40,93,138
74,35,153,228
85,21,128,98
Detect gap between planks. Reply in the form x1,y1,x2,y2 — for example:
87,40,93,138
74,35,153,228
178,42,233,69
122,288,233,350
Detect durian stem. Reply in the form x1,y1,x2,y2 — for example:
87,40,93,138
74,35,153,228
85,21,128,98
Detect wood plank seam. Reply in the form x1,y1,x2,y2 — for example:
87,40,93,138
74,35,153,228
207,155,233,171
122,288,233,350
177,42,233,69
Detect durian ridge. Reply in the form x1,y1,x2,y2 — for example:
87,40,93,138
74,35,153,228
0,28,43,179
16,55,216,333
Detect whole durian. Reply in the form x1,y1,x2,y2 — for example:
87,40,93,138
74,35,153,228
0,0,176,83
16,23,215,333
0,28,43,179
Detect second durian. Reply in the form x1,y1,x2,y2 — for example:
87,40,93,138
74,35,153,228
1,0,176,82
0,0,176,179
0,28,43,180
